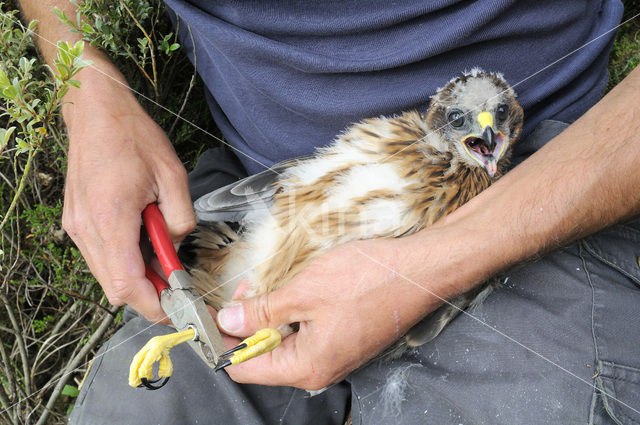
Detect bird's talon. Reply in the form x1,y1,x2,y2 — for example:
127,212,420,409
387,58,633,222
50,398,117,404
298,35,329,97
214,359,232,372
139,376,171,390
216,328,281,371
220,342,248,358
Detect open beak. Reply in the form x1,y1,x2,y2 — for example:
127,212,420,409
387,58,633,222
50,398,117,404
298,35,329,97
461,111,506,177
481,126,496,153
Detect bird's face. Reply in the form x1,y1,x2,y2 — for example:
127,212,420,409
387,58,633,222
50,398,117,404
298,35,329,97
427,70,524,177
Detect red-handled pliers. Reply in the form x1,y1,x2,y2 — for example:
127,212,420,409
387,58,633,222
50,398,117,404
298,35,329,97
141,203,225,387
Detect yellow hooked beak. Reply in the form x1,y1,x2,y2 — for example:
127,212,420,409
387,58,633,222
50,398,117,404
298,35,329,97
461,111,507,177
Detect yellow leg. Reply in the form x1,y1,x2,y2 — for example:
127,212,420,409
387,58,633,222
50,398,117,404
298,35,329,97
128,328,195,389
216,328,281,371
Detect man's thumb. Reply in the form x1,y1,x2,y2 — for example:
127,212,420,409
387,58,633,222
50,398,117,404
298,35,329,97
217,291,293,337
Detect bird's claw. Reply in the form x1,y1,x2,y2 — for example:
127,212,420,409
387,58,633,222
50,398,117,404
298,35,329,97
215,328,281,371
129,328,196,389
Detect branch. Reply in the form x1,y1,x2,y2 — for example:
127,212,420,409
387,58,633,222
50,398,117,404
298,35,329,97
169,24,197,139
118,0,158,100
0,148,36,234
34,306,118,425
0,292,32,395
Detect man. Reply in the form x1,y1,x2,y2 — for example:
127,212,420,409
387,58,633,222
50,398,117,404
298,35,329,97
20,1,640,423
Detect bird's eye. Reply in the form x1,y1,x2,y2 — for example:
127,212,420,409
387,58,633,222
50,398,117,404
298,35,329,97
496,104,509,122
447,110,465,127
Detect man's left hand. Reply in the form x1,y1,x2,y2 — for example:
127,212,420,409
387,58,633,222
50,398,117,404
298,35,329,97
214,237,438,390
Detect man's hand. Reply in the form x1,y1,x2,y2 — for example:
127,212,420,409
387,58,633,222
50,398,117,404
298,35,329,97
61,70,195,322
215,238,446,390
18,1,196,322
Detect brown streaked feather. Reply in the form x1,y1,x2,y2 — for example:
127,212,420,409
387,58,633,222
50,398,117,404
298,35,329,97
184,70,524,355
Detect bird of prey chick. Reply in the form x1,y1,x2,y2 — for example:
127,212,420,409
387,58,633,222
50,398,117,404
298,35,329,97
183,69,524,370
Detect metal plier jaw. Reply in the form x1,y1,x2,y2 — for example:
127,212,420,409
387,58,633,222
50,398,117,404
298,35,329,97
133,203,225,390
160,269,224,366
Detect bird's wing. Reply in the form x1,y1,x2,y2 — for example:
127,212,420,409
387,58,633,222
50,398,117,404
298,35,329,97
194,156,313,224
404,282,496,346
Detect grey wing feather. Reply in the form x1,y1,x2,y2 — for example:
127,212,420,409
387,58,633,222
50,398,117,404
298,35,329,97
404,282,495,347
194,155,313,224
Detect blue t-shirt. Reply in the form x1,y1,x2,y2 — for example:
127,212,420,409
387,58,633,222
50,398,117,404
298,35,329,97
164,0,623,175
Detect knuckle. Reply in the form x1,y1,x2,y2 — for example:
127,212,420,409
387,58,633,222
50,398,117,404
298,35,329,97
105,293,125,307
164,161,188,181
61,214,75,234
250,294,274,327
61,208,78,233
171,216,196,237
62,213,87,241
107,279,134,306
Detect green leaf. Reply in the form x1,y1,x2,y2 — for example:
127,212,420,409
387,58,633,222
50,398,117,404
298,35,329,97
56,63,70,80
71,40,85,58
57,85,70,99
169,43,180,51
80,22,95,34
0,127,16,149
15,137,30,153
19,57,28,73
67,79,81,88
57,45,72,66
61,385,80,397
0,69,9,89
53,7,66,22
72,59,93,69
2,85,18,99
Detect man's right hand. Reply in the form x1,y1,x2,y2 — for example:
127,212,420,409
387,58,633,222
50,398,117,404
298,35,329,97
61,66,195,322
17,1,195,322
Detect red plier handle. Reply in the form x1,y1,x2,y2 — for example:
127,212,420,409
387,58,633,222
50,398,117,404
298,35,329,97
143,203,182,296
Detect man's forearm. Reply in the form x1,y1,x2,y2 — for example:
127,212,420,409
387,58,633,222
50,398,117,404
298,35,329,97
405,66,640,301
18,1,133,128
17,0,118,74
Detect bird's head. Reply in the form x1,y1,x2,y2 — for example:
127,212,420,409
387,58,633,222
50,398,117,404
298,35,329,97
426,69,523,177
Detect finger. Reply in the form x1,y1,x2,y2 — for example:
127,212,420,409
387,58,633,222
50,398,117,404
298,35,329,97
216,287,300,337
223,332,319,388
63,184,167,322
156,162,196,243
99,206,167,323
80,233,169,324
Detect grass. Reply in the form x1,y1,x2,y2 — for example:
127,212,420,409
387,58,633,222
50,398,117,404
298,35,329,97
0,1,638,424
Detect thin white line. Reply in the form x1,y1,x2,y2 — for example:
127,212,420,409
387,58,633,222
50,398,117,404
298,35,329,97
355,248,640,416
